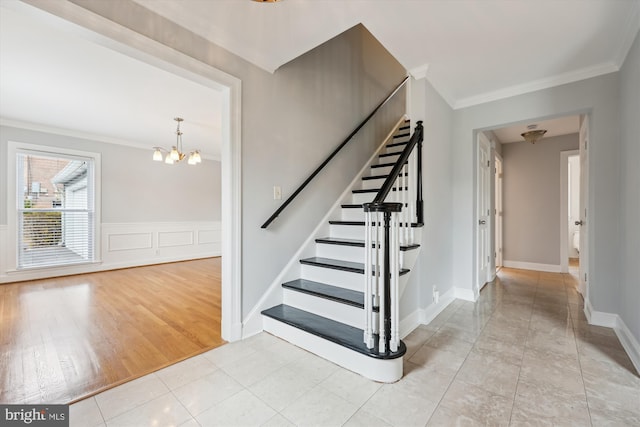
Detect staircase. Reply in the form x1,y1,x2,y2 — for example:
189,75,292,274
262,120,423,383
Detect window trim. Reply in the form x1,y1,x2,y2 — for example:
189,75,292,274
7,141,101,273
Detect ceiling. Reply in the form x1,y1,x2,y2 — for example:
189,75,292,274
134,0,640,109
492,116,580,144
0,1,223,158
1,0,638,153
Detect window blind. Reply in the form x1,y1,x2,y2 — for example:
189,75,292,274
16,151,95,269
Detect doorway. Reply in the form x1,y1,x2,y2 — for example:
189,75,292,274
7,0,243,339
561,150,580,273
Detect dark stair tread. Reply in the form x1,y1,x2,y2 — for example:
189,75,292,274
282,279,364,308
262,304,405,359
398,125,410,130
315,237,420,251
362,172,408,181
379,152,401,158
341,203,408,209
300,257,410,275
353,187,408,193
393,133,410,139
329,220,423,228
387,141,409,148
372,161,407,169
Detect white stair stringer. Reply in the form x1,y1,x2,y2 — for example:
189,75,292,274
263,315,403,383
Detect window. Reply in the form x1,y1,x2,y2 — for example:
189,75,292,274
13,146,99,269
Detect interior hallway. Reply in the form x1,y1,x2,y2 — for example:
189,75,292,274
0,258,224,405
69,267,639,426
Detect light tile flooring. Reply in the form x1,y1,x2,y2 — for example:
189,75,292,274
70,268,639,426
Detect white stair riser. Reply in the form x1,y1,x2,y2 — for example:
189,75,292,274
386,144,407,154
341,208,365,222
316,243,364,263
368,165,393,176
283,289,364,329
301,264,363,291
263,316,403,383
351,192,375,205
378,154,401,164
330,223,365,240
361,178,386,190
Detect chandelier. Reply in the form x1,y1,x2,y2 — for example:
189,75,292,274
153,117,202,165
520,124,547,144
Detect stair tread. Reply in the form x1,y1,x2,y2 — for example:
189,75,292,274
315,237,420,251
362,173,408,181
262,304,405,359
393,133,410,139
379,152,401,158
353,187,408,193
387,141,408,148
330,220,423,228
282,279,363,308
300,257,410,275
372,161,407,169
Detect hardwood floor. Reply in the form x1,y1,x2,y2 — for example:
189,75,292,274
0,258,224,404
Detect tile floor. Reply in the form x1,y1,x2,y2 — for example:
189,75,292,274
70,268,640,426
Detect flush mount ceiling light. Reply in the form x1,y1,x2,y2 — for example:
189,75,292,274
153,117,202,165
520,124,547,144
253,0,282,2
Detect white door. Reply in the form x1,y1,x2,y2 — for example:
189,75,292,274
477,133,491,291
494,154,503,270
578,116,589,296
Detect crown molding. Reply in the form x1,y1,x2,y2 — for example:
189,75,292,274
409,63,429,80
0,118,222,162
452,62,619,110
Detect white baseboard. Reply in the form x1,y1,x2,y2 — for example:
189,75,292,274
585,298,640,374
615,317,640,375
400,288,456,338
454,287,477,302
503,260,561,273
0,221,220,283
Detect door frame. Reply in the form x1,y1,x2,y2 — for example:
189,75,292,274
494,152,503,271
476,132,492,296
578,115,589,298
560,149,580,273
18,1,244,340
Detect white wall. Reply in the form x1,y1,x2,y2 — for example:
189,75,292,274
451,72,621,316
0,125,221,282
618,31,640,345
502,134,579,267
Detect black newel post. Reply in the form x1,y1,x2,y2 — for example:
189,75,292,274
415,121,424,225
382,210,392,352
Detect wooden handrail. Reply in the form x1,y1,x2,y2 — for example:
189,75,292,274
261,76,410,229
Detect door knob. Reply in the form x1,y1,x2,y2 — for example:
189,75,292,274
575,220,583,226
479,220,486,225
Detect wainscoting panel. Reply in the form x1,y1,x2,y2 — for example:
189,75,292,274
0,221,221,283
108,232,153,252
158,230,194,248
103,221,221,269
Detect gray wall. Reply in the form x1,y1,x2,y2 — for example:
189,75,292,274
0,126,221,223
619,31,639,342
451,72,621,315
502,134,579,265
67,0,407,316
400,77,454,315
